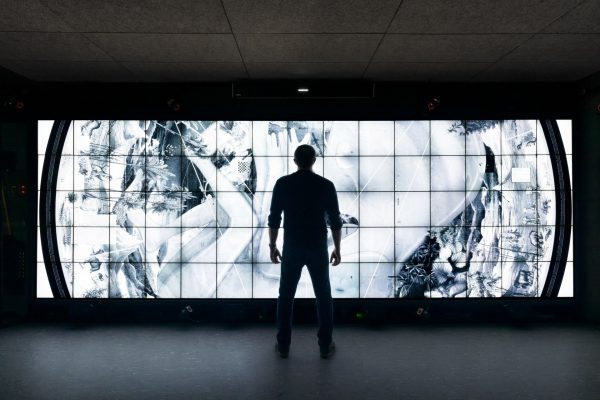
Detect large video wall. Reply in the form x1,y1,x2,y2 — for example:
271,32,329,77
37,120,573,299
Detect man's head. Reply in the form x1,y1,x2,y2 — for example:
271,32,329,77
293,144,316,170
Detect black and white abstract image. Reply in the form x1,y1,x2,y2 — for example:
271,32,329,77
37,120,573,299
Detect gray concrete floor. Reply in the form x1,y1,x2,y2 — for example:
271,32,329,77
0,322,599,400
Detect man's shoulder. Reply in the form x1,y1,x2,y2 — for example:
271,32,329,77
274,174,293,191
319,175,334,186
299,172,334,188
275,174,290,182
316,174,335,189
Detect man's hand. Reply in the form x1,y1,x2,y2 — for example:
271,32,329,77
330,248,341,266
270,245,282,264
330,229,342,266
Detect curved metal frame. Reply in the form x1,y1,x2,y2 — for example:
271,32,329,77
40,120,72,298
539,120,571,297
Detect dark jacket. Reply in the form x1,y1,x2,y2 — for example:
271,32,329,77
268,169,343,247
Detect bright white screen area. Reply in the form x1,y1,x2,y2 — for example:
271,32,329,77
37,120,573,299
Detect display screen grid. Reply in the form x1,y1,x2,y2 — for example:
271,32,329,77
37,120,573,299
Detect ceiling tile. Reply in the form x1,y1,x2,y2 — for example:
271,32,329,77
222,0,401,33
389,0,579,33
122,62,248,81
503,34,600,63
86,34,241,62
374,34,527,63
365,62,491,81
0,60,131,81
472,60,600,81
39,0,231,33
236,34,381,62
245,62,367,79
0,32,111,61
543,1,600,33
0,0,74,32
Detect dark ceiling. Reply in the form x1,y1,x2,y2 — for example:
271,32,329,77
0,0,599,83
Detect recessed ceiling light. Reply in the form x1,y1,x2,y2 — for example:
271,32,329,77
297,87,309,93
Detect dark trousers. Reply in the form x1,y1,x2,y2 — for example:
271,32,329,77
276,241,333,349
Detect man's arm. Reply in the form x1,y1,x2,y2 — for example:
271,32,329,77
326,181,343,266
267,179,283,263
268,228,281,263
330,228,341,266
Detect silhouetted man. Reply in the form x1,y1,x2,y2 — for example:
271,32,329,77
268,144,343,359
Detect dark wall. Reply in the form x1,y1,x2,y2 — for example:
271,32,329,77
0,81,579,120
578,82,600,322
0,122,29,318
1,80,595,322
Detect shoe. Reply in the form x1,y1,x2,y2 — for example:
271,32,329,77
275,342,289,358
319,341,336,359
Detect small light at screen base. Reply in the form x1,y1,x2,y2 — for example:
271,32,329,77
297,88,309,93
511,167,531,183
